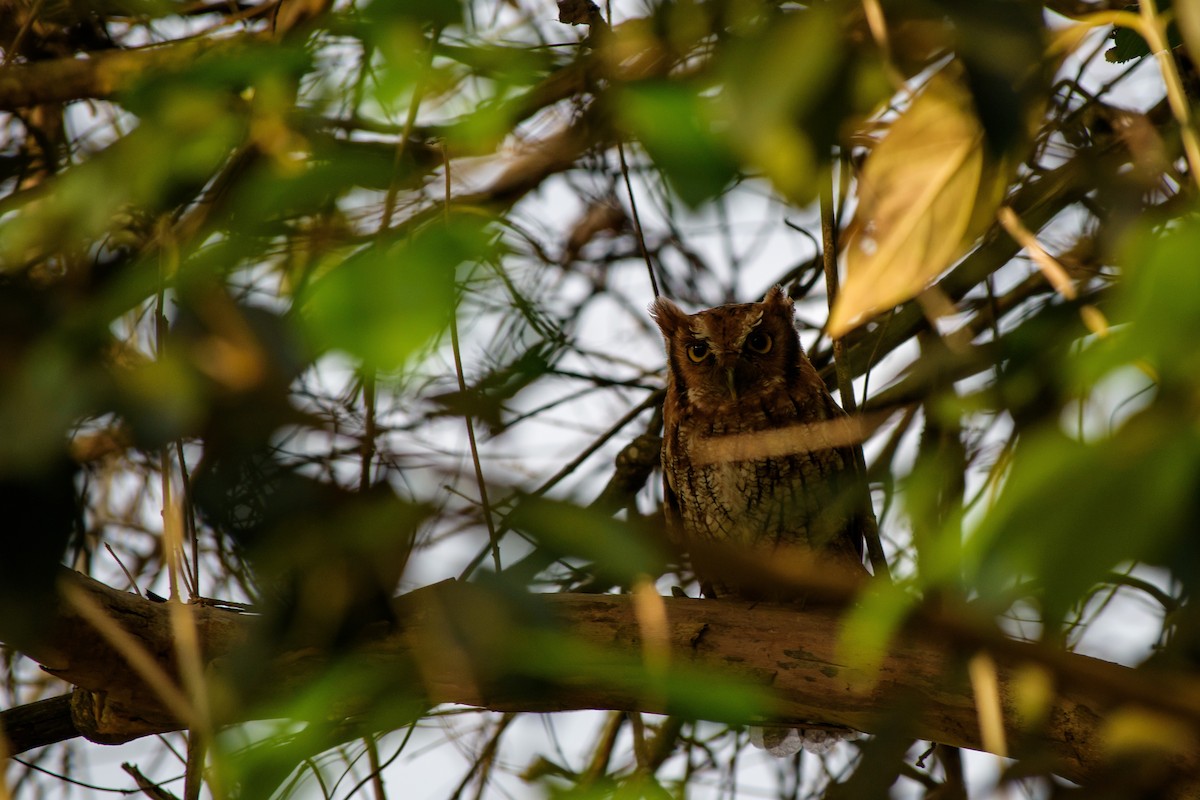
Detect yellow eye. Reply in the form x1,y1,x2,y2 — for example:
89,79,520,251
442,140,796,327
746,331,772,354
686,342,710,363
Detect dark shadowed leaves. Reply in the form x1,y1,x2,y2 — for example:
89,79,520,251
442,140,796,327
970,415,1199,626
970,215,1200,626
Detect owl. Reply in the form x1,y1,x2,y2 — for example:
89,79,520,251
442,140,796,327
652,285,870,596
651,285,870,754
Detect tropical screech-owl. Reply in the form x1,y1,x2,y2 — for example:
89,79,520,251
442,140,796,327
652,286,870,754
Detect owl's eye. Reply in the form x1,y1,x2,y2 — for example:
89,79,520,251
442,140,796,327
745,331,772,354
686,342,710,363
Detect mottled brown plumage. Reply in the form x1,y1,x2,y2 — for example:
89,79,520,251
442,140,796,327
652,285,870,755
651,286,868,599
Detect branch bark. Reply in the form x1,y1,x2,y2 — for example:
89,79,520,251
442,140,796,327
0,39,227,111
3,570,1198,788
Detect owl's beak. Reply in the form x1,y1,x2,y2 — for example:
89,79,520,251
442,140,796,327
724,368,737,401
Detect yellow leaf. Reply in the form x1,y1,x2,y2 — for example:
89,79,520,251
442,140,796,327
1010,663,1054,730
830,71,994,337
1179,1,1200,73
1103,707,1198,758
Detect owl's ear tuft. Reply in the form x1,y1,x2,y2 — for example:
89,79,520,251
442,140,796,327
650,296,687,337
762,285,793,311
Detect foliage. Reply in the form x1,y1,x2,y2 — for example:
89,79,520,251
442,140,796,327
1,0,1199,798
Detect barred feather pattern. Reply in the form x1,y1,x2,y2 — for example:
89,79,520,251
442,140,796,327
651,286,869,756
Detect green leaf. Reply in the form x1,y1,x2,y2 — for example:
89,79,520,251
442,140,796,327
214,657,426,798
1106,12,1182,64
968,413,1200,625
617,81,739,208
516,629,774,724
507,496,667,587
363,0,463,29
303,220,492,369
716,5,846,203
1098,216,1200,386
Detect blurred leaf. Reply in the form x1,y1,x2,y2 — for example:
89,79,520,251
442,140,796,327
303,220,493,369
934,0,1047,155
1180,0,1200,67
363,0,464,29
1102,707,1198,758
1011,664,1055,731
518,629,774,724
0,340,104,470
718,5,845,203
0,47,298,262
1084,215,1200,387
969,413,1199,625
111,350,204,446
0,454,77,650
617,81,739,208
837,579,916,680
215,656,426,798
228,138,426,228
508,496,667,588
832,69,1005,336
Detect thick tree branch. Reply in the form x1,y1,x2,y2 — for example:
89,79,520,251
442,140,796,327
2,571,1198,788
0,39,228,111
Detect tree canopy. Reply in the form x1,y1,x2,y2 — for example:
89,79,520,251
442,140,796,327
2,0,1200,798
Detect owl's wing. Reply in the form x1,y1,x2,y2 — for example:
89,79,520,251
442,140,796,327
839,444,871,565
819,393,872,571
661,460,683,538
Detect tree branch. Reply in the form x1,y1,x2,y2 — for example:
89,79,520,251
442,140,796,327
0,39,230,111
2,571,1198,788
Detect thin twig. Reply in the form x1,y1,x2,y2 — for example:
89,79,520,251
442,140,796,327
104,543,142,597
364,735,388,800
456,390,661,581
617,140,660,298
448,714,514,800
359,369,377,492
820,163,891,581
446,152,502,573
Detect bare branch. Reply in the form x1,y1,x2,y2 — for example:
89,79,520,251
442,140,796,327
4,571,1198,788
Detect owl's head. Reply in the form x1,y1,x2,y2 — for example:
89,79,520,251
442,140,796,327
651,286,813,409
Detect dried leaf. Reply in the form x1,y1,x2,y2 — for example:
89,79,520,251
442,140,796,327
1181,0,1200,67
831,72,994,336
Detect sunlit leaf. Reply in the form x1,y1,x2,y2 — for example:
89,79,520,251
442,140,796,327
831,69,1003,336
1102,707,1198,758
1181,0,1200,68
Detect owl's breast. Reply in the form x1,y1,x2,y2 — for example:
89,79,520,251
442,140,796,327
665,409,851,547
